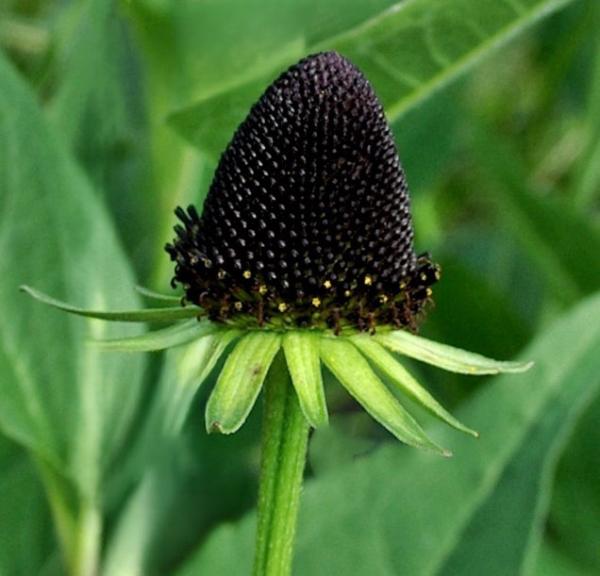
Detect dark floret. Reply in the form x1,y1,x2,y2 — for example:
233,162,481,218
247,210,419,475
166,51,439,332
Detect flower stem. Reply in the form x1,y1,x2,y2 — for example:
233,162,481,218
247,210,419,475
253,352,310,576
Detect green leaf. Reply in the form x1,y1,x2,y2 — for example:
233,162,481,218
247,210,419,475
471,129,600,303
320,337,449,456
545,394,600,573
376,329,533,374
20,285,201,323
282,332,328,428
174,292,600,576
94,320,218,352
205,332,281,434
351,334,478,437
0,436,56,576
0,52,145,497
48,0,114,145
168,0,575,156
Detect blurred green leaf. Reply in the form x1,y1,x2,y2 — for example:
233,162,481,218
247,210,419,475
48,0,113,145
533,543,592,576
169,0,574,157
0,51,145,501
46,0,166,281
0,436,56,576
176,292,600,575
472,130,600,304
545,394,600,574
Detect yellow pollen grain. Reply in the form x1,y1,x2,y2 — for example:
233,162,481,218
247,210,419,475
258,285,268,295
364,275,373,286
278,302,288,312
378,294,388,303
243,270,252,279
399,281,407,289
426,288,433,297
323,280,332,289
234,301,243,311
420,273,428,281
344,290,352,298
311,297,321,308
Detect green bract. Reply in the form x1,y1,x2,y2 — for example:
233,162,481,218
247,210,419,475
21,284,532,456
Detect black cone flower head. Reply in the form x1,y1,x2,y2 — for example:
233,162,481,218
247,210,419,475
166,51,439,332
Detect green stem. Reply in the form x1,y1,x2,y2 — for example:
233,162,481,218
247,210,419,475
253,353,310,576
36,459,101,576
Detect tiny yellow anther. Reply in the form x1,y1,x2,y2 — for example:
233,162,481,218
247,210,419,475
217,269,226,280
364,275,373,286
278,302,288,312
243,270,252,279
234,301,243,311
323,280,332,289
426,288,433,297
378,294,388,304
258,285,268,295
344,290,352,298
420,273,428,281
399,281,407,289
311,297,321,308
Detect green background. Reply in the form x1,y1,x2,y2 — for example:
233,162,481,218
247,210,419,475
0,0,599,574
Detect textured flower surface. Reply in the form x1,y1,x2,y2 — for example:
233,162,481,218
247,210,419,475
166,52,439,333
22,52,531,456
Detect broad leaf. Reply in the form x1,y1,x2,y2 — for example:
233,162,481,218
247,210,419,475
176,292,600,576
0,436,56,576
168,0,575,157
0,53,144,498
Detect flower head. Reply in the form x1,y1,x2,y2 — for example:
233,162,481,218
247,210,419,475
166,52,439,333
22,52,532,457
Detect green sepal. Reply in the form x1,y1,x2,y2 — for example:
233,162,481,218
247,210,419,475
94,319,219,352
351,335,478,437
282,331,328,428
206,331,281,434
134,285,181,303
164,329,241,433
20,285,201,322
320,337,450,456
376,330,533,375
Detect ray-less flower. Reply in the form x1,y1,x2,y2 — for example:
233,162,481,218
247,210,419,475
23,51,532,576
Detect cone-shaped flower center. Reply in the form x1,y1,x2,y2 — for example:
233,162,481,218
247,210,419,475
166,51,439,332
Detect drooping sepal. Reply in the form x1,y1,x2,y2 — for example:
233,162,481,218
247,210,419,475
205,332,281,434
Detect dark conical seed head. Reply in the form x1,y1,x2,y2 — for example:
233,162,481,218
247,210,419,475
166,51,439,332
